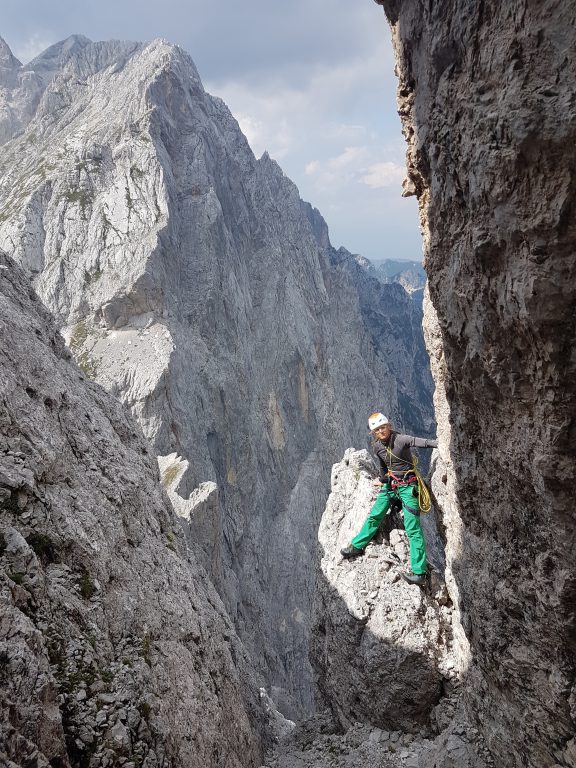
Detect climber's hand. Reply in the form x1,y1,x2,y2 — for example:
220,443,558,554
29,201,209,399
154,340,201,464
373,478,384,488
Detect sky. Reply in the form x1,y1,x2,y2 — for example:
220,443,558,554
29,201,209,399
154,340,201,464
2,0,422,264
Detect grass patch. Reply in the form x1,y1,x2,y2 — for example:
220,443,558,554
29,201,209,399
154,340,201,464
8,572,25,586
83,268,103,286
138,701,151,722
69,320,98,378
63,187,91,213
161,463,180,488
26,532,56,564
77,351,98,379
140,634,152,666
79,570,96,600
0,492,20,515
69,320,88,351
64,667,97,694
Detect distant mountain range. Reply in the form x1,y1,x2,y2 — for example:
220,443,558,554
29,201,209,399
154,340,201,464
372,258,426,295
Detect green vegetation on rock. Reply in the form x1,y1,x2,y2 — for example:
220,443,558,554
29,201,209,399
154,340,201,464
79,570,96,600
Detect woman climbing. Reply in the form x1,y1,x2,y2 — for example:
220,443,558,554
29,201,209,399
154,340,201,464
340,411,437,586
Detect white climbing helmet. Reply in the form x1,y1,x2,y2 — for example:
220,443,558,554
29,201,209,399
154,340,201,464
368,412,389,431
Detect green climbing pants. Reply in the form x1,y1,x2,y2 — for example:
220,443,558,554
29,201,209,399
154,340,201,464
351,483,427,575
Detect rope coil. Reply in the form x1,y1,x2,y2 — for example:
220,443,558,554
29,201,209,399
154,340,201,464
412,455,432,514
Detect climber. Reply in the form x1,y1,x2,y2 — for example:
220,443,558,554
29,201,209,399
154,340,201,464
340,412,437,586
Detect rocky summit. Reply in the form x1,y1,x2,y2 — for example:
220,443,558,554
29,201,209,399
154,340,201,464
0,34,434,717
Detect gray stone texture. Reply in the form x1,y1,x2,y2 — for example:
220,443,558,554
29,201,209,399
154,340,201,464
264,448,492,768
0,35,435,716
377,1,576,766
0,251,267,767
261,710,493,768
312,449,452,732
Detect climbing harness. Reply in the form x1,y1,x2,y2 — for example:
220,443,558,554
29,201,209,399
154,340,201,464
387,470,418,489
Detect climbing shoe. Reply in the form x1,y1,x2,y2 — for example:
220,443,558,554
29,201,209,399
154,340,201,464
402,571,427,586
340,545,364,559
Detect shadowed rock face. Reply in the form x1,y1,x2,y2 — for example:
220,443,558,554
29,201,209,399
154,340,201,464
0,251,266,767
377,1,576,766
0,36,435,714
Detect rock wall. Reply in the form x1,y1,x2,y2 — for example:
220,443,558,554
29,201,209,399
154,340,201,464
0,35,92,145
376,1,576,766
0,35,435,715
0,251,266,767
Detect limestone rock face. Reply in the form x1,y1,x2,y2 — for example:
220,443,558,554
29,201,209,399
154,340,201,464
0,35,92,145
378,1,576,766
330,246,434,438
0,36,435,714
312,449,451,732
0,252,266,767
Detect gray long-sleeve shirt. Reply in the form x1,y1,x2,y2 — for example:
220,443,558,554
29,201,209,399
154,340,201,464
374,432,438,480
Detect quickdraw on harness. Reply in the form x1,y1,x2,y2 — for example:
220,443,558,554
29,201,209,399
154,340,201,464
386,447,432,514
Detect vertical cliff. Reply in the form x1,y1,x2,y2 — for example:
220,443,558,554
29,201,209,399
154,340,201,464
376,1,576,766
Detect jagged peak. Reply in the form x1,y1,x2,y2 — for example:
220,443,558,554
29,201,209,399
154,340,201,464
353,252,375,271
0,36,22,69
140,37,204,88
258,151,286,176
15,34,205,107
24,34,92,70
300,200,331,250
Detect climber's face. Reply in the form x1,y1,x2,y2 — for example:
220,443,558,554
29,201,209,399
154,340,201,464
372,423,391,441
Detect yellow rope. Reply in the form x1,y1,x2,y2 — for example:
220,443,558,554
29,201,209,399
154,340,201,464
412,456,432,514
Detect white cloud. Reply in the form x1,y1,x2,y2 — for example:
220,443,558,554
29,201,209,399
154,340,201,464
13,33,54,65
305,160,320,176
235,112,266,153
361,161,405,189
327,146,368,171
206,35,396,162
302,149,404,196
